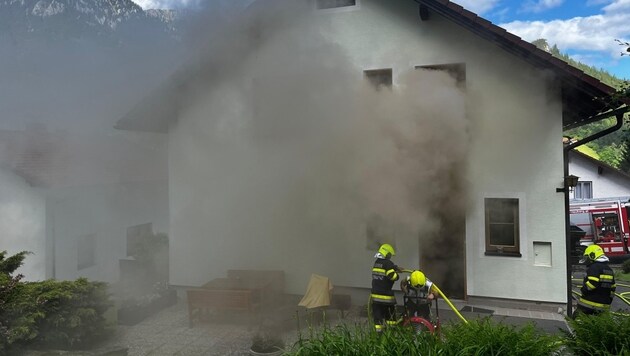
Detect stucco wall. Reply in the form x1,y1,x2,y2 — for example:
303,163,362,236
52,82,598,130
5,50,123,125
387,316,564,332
569,153,630,199
0,168,46,281
168,0,566,302
456,31,565,302
321,1,565,302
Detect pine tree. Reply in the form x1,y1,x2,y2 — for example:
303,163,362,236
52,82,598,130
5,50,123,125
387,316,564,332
531,38,549,51
534,38,630,172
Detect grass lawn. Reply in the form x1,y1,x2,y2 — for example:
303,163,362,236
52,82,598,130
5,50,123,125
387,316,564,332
615,268,630,282
617,272,630,282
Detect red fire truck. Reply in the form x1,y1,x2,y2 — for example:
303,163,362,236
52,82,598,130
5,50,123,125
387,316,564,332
570,198,630,257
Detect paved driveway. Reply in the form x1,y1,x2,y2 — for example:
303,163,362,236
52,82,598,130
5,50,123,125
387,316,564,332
100,301,260,356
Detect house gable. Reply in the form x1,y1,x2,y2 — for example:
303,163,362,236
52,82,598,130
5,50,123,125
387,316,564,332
116,0,619,133
569,151,630,199
417,0,618,130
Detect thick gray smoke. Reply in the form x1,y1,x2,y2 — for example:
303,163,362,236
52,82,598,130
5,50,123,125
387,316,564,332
169,0,469,292
0,4,185,282
0,0,470,294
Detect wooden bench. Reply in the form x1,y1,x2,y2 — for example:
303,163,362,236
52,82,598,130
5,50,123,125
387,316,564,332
227,269,285,302
186,269,285,327
186,288,259,327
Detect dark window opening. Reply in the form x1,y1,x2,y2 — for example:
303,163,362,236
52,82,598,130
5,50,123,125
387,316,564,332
364,68,392,90
316,0,357,10
485,198,521,257
415,63,466,87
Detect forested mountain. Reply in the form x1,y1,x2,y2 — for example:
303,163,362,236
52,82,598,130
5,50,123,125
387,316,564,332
532,39,630,172
0,0,183,44
0,0,188,133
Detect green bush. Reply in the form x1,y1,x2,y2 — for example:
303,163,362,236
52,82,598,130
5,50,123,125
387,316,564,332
290,323,441,356
565,312,630,355
440,318,560,356
0,251,38,354
288,319,561,356
0,251,113,354
622,259,630,274
26,278,112,349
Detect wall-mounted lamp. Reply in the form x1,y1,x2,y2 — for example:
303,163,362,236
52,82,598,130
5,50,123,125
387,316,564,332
556,174,580,193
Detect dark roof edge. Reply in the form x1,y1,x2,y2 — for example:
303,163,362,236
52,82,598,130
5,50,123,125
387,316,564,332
564,106,630,131
417,0,616,98
117,0,622,133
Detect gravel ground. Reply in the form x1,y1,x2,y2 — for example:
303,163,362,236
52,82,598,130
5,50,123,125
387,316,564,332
94,298,365,356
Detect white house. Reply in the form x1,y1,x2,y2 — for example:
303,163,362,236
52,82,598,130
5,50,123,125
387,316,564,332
569,150,630,200
117,0,621,308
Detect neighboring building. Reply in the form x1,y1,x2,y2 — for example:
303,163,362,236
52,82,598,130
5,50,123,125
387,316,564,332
0,167,46,281
117,0,621,308
569,150,630,200
0,0,185,284
0,125,169,283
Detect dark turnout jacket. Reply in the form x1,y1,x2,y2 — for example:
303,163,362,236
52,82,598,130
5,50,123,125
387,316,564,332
579,260,616,312
371,258,399,304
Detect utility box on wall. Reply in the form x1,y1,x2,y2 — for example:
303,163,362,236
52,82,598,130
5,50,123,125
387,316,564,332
533,241,552,267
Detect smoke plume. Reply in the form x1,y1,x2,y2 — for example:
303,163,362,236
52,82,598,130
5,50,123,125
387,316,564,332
168,0,469,291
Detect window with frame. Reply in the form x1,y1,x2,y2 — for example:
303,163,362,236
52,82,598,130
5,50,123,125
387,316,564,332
316,0,357,10
364,68,392,90
415,63,466,88
574,181,592,200
485,198,521,257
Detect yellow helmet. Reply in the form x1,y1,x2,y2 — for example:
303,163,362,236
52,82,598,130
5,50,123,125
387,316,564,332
581,244,605,264
378,243,396,258
410,271,426,288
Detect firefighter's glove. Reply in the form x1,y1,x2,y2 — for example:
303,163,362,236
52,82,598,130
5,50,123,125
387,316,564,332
426,280,434,291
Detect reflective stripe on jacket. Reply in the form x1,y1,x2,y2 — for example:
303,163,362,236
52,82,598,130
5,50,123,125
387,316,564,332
580,261,616,311
371,258,399,304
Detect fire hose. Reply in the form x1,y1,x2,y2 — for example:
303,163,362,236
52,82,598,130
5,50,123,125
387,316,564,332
571,278,630,317
401,269,469,324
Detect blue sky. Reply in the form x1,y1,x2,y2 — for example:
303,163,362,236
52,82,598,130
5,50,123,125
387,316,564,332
134,0,630,80
455,0,630,79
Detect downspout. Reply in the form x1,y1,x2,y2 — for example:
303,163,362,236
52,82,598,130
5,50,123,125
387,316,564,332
562,107,628,318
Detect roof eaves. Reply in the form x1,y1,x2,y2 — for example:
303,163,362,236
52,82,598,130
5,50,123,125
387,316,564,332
418,0,616,97
472,17,492,28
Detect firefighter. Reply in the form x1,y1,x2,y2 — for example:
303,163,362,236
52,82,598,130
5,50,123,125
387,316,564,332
400,270,436,320
576,244,616,316
370,243,404,332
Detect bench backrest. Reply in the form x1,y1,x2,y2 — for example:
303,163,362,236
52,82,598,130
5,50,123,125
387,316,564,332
227,269,285,293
